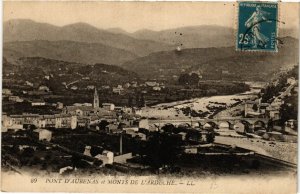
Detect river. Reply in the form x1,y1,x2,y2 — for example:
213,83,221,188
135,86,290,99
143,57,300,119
139,82,265,120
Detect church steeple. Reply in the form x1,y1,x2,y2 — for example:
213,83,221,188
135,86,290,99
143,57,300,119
93,87,99,108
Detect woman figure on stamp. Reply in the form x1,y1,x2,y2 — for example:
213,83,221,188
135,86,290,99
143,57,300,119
245,5,270,48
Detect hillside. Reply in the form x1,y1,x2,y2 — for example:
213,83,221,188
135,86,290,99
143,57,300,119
122,37,299,81
132,26,235,48
3,57,139,91
124,26,296,49
4,40,138,65
4,19,174,57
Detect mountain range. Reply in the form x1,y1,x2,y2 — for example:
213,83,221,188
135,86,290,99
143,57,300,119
4,19,173,61
3,19,299,81
4,40,138,65
3,19,243,65
122,37,299,81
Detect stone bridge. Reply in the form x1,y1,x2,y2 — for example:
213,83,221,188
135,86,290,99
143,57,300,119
148,117,269,130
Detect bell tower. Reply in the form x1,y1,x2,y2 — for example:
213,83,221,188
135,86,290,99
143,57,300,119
93,87,99,108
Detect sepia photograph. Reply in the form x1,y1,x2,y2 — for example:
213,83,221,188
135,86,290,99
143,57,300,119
1,1,299,193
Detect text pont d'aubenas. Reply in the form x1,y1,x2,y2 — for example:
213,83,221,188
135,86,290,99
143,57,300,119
45,178,190,186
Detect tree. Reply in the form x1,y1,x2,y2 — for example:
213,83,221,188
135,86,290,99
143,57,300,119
90,146,104,157
206,132,215,143
252,103,258,112
144,132,181,170
128,96,133,107
139,94,145,107
178,73,200,85
178,73,190,85
22,147,35,157
161,124,175,133
98,120,109,131
190,73,200,85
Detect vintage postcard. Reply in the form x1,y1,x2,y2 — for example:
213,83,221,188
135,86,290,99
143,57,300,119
1,1,299,193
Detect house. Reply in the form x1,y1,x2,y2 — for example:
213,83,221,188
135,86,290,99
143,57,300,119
95,150,114,165
31,99,46,106
38,85,50,92
114,153,133,164
136,132,147,140
25,81,34,87
63,106,92,116
28,90,49,95
245,100,271,116
124,83,131,88
123,127,139,134
145,81,159,87
56,102,64,109
2,114,24,131
2,88,12,96
90,115,102,125
267,109,280,120
112,85,124,94
33,129,52,141
178,132,187,141
38,115,56,128
70,86,78,90
5,114,40,128
106,124,119,133
153,86,161,91
9,96,24,102
259,103,270,114
73,103,93,107
55,114,77,129
77,117,91,128
184,147,198,154
102,85,110,89
102,103,115,111
222,70,230,75
87,85,95,90
63,106,97,116
83,146,92,156
138,119,149,130
130,81,138,88
287,77,296,85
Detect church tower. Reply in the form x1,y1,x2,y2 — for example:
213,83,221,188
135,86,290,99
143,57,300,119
93,87,99,108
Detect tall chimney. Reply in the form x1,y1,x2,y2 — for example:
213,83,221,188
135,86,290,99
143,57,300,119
120,133,123,155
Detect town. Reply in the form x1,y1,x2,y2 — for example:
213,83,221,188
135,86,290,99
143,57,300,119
2,59,298,176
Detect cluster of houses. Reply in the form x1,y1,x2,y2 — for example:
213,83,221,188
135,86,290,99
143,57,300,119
245,76,298,121
69,80,165,95
2,88,154,142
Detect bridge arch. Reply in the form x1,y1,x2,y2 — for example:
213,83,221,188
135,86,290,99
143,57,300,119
161,123,176,133
239,120,252,133
253,120,266,130
233,122,246,133
177,123,191,129
218,121,232,130
203,121,217,130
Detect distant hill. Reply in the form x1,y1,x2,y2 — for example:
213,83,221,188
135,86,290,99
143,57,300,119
128,26,297,49
131,26,235,48
122,37,299,81
3,57,138,90
4,19,174,57
106,28,131,35
4,40,138,65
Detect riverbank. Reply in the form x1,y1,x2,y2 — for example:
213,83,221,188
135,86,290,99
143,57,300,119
215,136,297,163
140,93,255,120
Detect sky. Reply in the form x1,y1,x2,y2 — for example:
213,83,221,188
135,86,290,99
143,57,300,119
3,1,300,32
